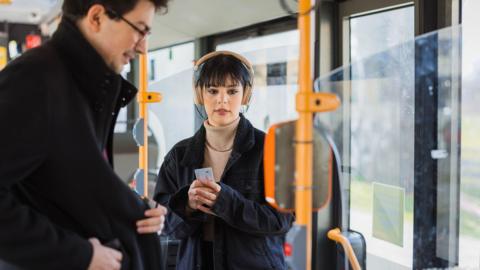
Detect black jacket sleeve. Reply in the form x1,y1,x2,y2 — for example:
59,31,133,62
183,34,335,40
211,183,294,236
154,152,205,240
0,60,92,270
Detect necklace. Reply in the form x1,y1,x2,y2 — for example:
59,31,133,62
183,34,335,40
205,140,233,152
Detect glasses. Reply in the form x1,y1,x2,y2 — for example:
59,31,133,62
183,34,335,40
105,8,151,41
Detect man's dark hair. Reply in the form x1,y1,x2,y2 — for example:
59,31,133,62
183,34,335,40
62,0,169,20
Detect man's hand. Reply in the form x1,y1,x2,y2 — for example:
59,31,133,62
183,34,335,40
136,204,168,234
187,180,221,215
87,238,122,270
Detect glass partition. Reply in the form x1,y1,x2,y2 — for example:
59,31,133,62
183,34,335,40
315,24,479,269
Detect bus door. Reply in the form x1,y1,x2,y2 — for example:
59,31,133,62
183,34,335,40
312,0,479,269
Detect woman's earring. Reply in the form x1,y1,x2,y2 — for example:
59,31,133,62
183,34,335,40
240,104,249,114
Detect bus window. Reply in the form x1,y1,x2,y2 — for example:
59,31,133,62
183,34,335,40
216,30,300,131
460,0,480,267
347,5,415,269
148,42,195,157
148,42,194,82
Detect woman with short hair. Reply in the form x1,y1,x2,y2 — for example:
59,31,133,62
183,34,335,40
154,51,293,270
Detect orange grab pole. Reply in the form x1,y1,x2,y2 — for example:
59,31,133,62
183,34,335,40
295,0,314,269
138,54,149,198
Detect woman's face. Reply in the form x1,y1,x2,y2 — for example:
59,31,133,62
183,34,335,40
202,78,244,127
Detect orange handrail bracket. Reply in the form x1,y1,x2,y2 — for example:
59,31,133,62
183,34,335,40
327,228,362,270
296,92,340,113
138,92,162,104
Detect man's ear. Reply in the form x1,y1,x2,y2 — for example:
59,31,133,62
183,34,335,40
84,4,106,33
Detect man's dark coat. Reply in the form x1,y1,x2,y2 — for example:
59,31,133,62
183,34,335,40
0,18,161,270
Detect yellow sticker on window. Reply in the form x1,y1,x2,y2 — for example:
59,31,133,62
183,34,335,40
372,182,405,247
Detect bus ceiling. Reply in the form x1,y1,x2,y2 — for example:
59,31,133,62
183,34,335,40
0,0,62,25
0,0,296,50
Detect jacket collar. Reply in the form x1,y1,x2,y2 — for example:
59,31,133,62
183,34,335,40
49,18,137,108
181,114,256,167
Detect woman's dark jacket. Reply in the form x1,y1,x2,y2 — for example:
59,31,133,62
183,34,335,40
0,19,161,269
154,115,294,270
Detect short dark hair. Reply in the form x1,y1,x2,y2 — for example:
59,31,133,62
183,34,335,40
195,54,253,91
62,0,169,20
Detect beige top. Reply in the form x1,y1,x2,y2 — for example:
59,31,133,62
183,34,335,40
202,117,240,241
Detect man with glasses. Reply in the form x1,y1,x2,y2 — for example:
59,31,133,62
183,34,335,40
0,0,169,269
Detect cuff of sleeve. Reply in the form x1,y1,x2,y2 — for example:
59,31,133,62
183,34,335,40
76,238,94,270
211,183,234,216
169,185,208,222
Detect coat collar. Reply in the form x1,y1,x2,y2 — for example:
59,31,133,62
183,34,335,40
181,114,256,167
49,18,137,109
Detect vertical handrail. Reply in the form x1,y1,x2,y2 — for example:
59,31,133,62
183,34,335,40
295,0,313,269
134,48,161,198
138,54,149,197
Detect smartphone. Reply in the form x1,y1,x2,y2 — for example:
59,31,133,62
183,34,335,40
194,167,214,183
